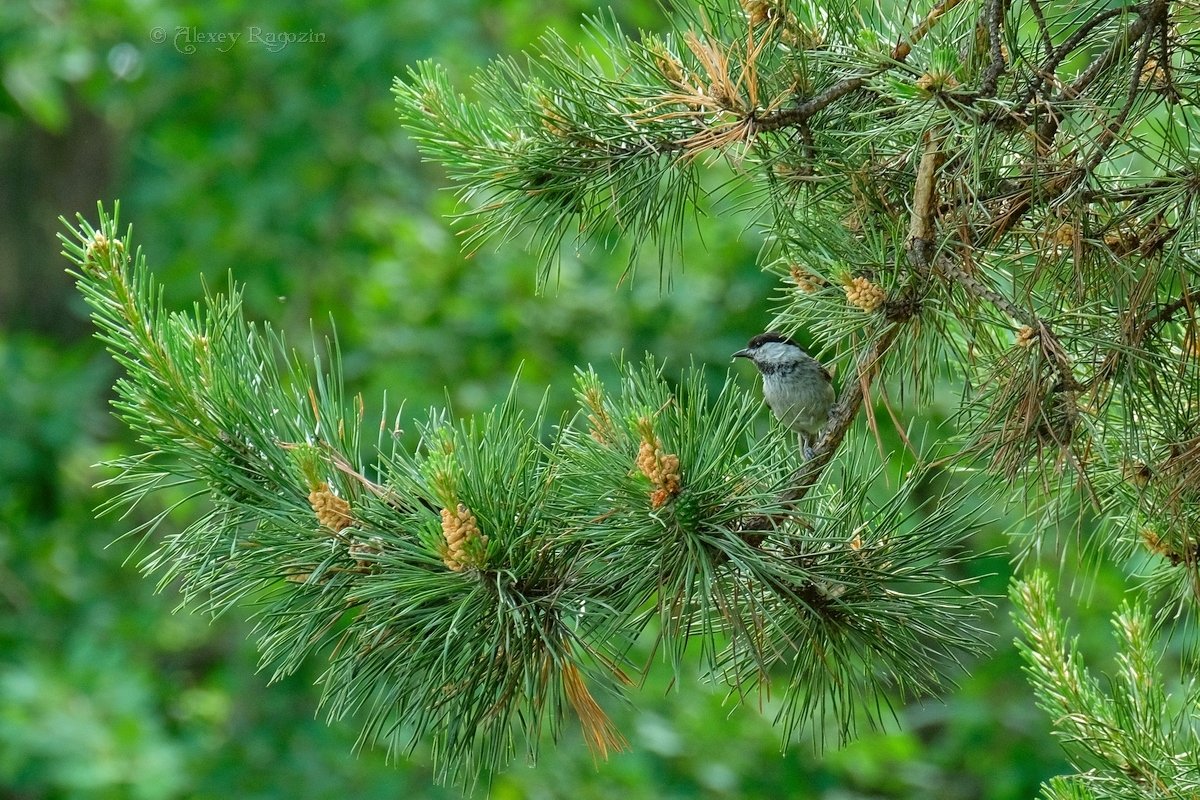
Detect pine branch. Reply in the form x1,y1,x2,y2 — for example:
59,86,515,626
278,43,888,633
64,204,989,784
1014,572,1200,797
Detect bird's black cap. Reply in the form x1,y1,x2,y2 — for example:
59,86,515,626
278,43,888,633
745,331,799,349
733,331,802,361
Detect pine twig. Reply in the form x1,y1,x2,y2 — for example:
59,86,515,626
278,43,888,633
1025,0,1055,60
907,127,947,263
1088,287,1200,388
977,0,1009,99
1140,289,1200,333
752,0,968,134
1012,6,1138,116
1084,7,1163,171
790,323,906,493
1035,0,1169,152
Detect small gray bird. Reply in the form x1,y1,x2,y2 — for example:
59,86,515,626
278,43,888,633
733,332,836,459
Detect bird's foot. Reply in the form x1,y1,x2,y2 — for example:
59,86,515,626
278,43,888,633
799,434,815,460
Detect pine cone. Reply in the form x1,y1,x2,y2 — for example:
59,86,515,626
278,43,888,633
844,276,885,312
440,503,488,572
309,483,353,532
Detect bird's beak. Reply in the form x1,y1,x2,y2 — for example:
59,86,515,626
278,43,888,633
731,348,751,361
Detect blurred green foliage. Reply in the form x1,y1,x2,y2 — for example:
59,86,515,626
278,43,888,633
0,0,1142,796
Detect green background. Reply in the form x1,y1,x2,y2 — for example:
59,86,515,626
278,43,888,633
0,1,1129,797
